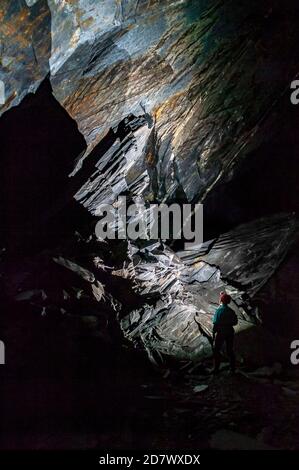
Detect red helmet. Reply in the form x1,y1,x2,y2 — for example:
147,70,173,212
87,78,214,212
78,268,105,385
220,292,231,304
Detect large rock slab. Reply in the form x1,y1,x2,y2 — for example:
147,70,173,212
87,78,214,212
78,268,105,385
120,214,299,362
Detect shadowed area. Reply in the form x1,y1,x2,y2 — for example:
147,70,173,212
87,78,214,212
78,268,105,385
0,79,86,254
204,97,299,240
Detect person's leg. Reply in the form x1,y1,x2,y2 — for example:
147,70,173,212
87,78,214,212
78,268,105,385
226,331,236,372
213,332,224,373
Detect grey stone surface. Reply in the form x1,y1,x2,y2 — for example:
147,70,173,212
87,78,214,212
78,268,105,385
2,0,299,204
120,214,298,361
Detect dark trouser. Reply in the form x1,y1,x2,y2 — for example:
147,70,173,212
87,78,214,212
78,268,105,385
214,328,235,372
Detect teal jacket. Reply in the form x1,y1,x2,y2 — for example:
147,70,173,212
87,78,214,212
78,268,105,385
213,304,238,332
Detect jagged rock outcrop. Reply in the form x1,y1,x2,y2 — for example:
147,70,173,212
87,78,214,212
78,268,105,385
120,214,299,362
42,0,299,202
2,0,299,203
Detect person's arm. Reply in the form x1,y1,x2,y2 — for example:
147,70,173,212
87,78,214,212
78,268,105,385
212,328,216,343
212,308,220,341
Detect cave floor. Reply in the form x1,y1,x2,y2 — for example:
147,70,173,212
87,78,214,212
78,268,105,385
2,366,299,450
1,304,299,450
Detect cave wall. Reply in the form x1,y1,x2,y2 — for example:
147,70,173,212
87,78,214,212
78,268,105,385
2,0,299,207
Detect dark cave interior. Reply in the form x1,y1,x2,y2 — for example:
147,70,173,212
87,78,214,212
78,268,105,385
0,79,87,255
1,0,299,452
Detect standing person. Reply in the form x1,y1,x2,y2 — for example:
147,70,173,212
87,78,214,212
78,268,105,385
213,292,238,374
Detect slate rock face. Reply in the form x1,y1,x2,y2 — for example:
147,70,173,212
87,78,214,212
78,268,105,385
2,0,299,203
73,115,153,213
0,0,51,114
50,0,299,204
120,214,299,362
